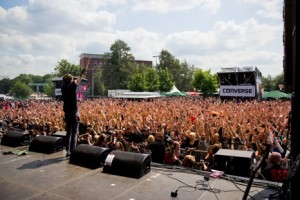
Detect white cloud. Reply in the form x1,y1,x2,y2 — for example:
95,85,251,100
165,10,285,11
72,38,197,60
164,18,283,76
165,19,281,55
242,0,283,19
132,0,220,13
213,19,282,49
0,0,283,78
115,28,163,59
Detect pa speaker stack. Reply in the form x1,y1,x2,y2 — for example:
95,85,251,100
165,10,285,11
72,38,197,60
29,135,64,154
103,151,151,179
69,144,111,169
1,130,30,147
212,149,255,178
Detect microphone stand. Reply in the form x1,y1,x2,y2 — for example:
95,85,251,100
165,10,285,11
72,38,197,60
242,145,270,200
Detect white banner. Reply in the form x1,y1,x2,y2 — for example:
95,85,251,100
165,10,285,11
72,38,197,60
219,85,255,97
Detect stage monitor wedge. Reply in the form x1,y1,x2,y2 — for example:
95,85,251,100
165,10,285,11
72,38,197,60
1,130,30,147
29,135,63,154
70,144,111,169
103,151,151,179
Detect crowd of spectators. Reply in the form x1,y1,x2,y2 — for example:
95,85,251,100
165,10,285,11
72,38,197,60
0,97,291,182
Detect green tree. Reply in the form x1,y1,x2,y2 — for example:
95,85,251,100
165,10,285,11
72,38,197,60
12,74,32,85
9,81,33,99
102,64,120,90
192,69,218,97
157,49,175,71
145,68,160,92
127,72,146,92
30,75,44,83
44,81,55,97
102,40,135,90
273,73,284,90
177,60,194,91
43,73,55,81
93,67,105,96
0,78,12,94
262,75,276,91
158,69,174,92
54,59,82,77
157,50,193,91
157,50,179,85
109,39,135,66
42,74,56,97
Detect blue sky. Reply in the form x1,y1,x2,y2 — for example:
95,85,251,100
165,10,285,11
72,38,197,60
0,0,283,79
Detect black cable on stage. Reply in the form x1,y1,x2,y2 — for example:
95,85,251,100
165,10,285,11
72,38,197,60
151,162,282,199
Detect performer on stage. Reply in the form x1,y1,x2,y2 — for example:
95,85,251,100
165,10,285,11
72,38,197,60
61,59,89,157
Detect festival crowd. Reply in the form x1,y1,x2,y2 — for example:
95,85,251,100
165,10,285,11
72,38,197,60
0,97,291,182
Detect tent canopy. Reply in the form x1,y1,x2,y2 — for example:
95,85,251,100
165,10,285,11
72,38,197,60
262,91,291,99
161,85,186,96
164,91,186,96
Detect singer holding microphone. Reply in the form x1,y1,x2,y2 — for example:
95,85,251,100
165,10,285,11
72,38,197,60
61,58,90,157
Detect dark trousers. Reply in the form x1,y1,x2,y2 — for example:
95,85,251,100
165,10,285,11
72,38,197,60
65,113,79,154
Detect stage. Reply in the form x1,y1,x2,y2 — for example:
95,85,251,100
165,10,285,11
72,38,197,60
0,144,283,200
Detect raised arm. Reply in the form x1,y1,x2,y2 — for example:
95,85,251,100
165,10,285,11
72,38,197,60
75,58,90,85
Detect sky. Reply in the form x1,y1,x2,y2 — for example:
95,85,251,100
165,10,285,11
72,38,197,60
0,0,284,79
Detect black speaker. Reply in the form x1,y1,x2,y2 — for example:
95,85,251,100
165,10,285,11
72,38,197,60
212,149,254,178
29,135,63,154
1,130,30,147
50,131,66,146
103,151,151,179
69,144,111,169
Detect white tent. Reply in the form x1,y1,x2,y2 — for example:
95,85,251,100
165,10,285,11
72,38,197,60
0,94,14,100
168,85,181,93
163,85,186,96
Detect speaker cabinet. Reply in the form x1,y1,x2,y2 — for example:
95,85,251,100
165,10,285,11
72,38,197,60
50,131,66,146
70,144,111,169
29,135,63,154
212,149,254,178
103,151,151,179
1,131,30,147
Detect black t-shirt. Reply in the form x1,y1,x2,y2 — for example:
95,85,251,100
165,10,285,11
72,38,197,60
148,141,166,163
61,81,78,113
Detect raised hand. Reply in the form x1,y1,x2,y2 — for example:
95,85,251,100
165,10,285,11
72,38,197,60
85,58,91,70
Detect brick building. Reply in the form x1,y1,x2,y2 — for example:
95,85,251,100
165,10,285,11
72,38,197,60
79,53,153,95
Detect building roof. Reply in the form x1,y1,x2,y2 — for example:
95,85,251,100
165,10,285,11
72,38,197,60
218,66,262,76
79,53,104,59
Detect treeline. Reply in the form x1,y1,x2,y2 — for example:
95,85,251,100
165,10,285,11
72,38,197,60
0,39,284,99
